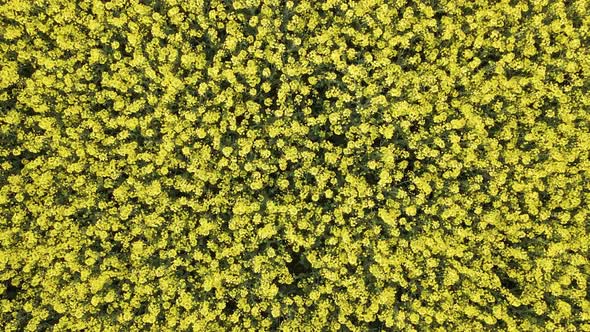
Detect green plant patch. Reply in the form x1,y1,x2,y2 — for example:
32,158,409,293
1,0,589,331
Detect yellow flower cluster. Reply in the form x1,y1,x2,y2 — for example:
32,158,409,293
1,0,589,331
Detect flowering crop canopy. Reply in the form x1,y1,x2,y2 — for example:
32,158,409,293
1,0,589,331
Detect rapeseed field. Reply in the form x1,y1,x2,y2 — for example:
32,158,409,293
1,0,589,330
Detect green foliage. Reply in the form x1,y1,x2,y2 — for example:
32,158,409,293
1,0,589,331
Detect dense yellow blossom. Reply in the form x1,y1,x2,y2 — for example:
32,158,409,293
1,0,589,331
